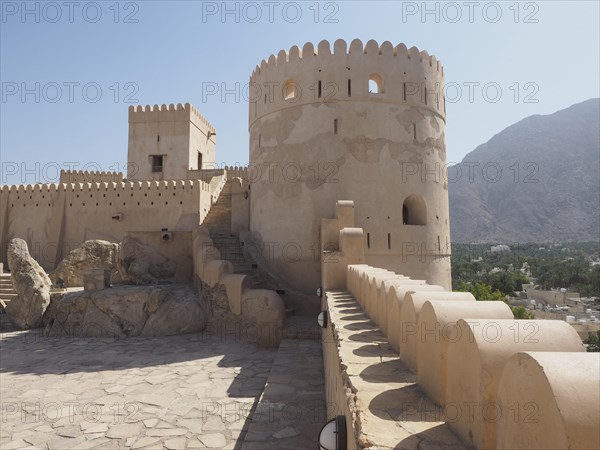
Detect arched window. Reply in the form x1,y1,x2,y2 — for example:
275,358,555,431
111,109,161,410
402,194,427,225
283,80,297,101
368,73,384,94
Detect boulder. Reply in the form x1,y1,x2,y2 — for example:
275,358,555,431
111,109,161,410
117,236,176,285
50,240,120,288
43,284,206,338
5,239,51,329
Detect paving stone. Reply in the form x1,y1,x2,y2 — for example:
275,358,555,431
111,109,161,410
84,432,105,440
273,426,300,439
131,436,161,449
143,418,159,428
176,418,203,434
56,425,80,438
200,432,227,447
105,422,143,439
83,423,109,433
164,437,187,449
145,427,188,437
186,437,207,448
202,415,226,431
1,332,278,450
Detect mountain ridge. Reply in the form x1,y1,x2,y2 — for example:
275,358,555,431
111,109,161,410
449,98,600,243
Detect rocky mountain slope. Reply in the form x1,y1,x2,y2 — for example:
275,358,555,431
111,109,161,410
449,98,599,243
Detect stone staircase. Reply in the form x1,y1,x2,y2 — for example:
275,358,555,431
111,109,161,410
203,178,321,340
203,180,265,289
0,273,17,312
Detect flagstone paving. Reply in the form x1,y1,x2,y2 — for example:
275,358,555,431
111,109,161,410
0,330,280,449
241,339,326,450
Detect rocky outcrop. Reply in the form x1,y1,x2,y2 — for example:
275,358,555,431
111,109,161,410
117,236,176,285
5,239,51,329
50,240,120,288
43,284,206,338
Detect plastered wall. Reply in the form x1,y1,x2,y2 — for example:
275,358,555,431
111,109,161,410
128,103,216,181
0,179,206,271
248,39,451,294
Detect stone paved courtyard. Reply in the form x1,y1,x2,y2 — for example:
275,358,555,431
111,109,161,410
0,330,283,449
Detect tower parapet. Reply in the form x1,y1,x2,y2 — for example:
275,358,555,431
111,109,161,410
249,39,445,128
129,103,216,134
127,103,216,181
248,39,451,293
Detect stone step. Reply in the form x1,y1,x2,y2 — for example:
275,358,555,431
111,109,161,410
0,293,18,299
240,340,325,449
0,289,17,295
208,217,232,222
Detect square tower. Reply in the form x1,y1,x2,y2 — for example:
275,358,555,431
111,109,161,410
127,103,216,181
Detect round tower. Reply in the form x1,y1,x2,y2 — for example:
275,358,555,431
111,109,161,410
248,39,451,293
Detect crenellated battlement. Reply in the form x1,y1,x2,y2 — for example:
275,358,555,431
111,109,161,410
128,102,216,133
249,39,446,127
0,178,208,203
59,170,124,184
251,39,443,79
224,165,249,179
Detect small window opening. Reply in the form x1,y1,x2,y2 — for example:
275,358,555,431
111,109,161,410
318,80,322,98
369,74,383,94
283,80,297,100
347,79,352,97
366,233,371,249
403,195,427,225
152,155,164,173
334,119,338,135
387,233,391,250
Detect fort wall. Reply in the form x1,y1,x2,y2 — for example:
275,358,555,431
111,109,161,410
0,179,207,271
59,170,124,184
320,209,596,448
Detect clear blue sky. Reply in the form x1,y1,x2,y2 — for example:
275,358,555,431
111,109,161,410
1,1,598,184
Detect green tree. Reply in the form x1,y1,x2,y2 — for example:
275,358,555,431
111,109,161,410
511,306,534,320
584,331,600,352
457,281,504,301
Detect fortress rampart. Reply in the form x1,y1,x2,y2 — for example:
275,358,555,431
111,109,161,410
0,179,213,270
59,169,124,184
